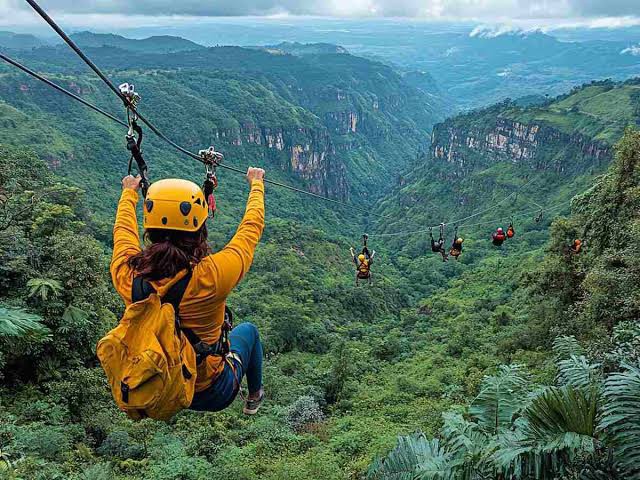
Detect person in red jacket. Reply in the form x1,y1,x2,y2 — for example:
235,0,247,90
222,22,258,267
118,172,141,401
492,227,507,246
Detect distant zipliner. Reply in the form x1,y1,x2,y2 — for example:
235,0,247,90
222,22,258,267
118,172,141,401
350,234,375,285
569,239,583,255
492,227,508,246
449,226,464,260
430,224,449,262
506,220,515,239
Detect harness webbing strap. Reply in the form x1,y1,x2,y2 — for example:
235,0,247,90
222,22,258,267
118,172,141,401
131,274,233,366
126,120,149,197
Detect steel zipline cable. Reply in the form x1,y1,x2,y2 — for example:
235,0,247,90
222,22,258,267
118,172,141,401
0,52,128,128
370,175,542,238
18,0,389,218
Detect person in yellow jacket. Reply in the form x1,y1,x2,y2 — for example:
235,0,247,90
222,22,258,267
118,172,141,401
111,167,266,414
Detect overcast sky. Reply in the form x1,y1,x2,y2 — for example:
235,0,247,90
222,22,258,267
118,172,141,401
1,0,640,28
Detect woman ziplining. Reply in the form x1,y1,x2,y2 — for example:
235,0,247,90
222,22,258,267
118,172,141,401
350,234,376,285
430,224,449,262
449,226,464,260
98,168,266,420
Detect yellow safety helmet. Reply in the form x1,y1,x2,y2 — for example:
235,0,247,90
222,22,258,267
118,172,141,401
143,179,208,232
358,254,366,262
457,238,464,244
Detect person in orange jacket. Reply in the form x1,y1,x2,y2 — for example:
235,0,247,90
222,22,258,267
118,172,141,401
111,168,266,415
570,239,583,254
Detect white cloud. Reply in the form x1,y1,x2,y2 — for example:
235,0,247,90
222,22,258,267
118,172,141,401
1,0,640,27
621,45,640,56
469,24,524,38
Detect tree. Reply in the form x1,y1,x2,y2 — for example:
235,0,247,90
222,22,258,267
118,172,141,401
26,278,63,303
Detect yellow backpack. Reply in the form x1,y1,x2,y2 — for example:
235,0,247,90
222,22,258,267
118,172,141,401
357,259,371,278
97,273,197,421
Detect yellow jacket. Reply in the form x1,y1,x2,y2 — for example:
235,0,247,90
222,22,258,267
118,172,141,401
110,181,265,392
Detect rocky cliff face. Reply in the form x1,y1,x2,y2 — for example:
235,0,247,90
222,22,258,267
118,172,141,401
210,122,348,199
430,117,611,176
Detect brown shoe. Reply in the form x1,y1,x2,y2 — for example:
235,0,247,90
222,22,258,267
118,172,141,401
243,390,265,415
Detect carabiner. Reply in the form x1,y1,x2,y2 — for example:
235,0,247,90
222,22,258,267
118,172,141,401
199,146,224,167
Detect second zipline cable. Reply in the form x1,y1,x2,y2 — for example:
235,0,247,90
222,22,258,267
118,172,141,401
20,0,388,217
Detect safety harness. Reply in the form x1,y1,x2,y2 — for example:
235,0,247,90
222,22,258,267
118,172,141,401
120,83,150,197
356,234,373,280
430,224,446,252
450,226,463,258
199,146,224,219
131,272,234,366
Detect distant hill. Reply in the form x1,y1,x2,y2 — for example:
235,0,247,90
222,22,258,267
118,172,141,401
69,31,205,54
263,42,348,56
0,31,48,50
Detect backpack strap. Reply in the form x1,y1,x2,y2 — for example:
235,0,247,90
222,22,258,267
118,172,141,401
131,272,232,366
132,271,193,315
181,305,233,365
132,271,193,340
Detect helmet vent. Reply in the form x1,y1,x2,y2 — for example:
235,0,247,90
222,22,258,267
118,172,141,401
145,200,154,212
180,202,192,216
162,217,168,225
193,218,198,228
194,198,202,206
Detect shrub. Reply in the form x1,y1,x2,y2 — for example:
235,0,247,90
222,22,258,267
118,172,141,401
285,396,325,433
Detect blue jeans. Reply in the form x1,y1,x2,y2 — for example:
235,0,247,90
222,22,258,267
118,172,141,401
189,322,263,412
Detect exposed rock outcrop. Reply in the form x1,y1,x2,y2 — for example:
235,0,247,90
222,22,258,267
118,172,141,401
431,117,611,175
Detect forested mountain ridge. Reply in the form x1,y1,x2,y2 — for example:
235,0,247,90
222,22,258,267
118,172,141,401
376,78,640,253
0,31,49,50
0,40,442,207
429,79,640,178
69,32,206,54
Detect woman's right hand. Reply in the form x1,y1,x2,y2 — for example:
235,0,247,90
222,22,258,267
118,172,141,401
122,175,142,191
246,167,265,184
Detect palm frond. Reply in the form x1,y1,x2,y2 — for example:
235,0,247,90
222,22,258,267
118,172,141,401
553,335,585,361
60,305,89,334
495,385,599,479
441,412,497,479
599,363,640,479
367,434,454,480
523,386,598,442
26,278,63,302
0,305,50,339
469,365,530,435
556,355,602,390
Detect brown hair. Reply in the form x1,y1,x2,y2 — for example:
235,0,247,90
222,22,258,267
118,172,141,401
128,225,211,281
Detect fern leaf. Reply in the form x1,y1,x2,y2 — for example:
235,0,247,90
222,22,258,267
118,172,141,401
469,365,530,435
553,336,585,361
0,305,49,338
599,363,640,479
556,355,602,389
26,278,63,302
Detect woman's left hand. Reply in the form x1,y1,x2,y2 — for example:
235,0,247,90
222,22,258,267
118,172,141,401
122,175,142,191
